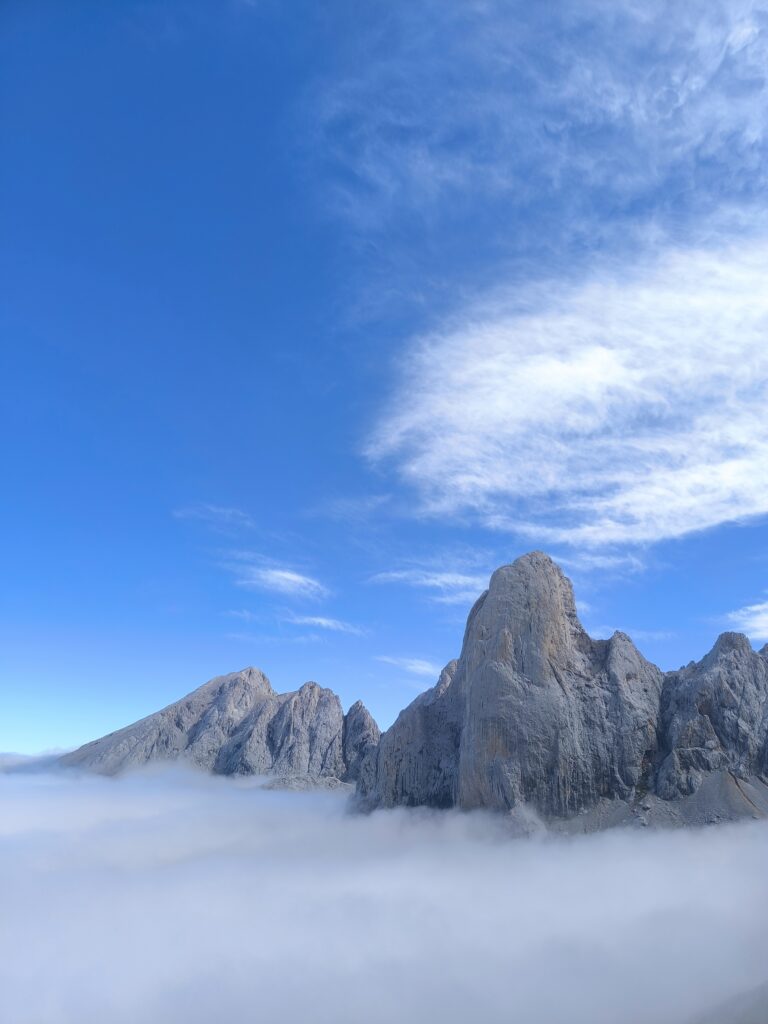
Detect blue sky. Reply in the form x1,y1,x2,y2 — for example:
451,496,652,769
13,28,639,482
3,0,768,753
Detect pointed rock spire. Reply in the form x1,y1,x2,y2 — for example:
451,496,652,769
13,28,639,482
359,553,663,817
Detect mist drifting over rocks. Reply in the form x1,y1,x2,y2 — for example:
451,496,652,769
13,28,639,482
2,767,767,1024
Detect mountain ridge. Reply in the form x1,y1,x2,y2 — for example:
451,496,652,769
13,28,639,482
60,551,768,828
59,667,380,786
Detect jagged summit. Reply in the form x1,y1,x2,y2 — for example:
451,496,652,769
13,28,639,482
61,552,768,829
359,552,663,817
709,631,754,657
60,668,379,784
358,551,768,827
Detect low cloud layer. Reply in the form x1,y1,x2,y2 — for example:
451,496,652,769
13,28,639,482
2,769,767,1024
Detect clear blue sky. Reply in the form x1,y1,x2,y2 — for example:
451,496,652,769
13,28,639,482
3,0,768,753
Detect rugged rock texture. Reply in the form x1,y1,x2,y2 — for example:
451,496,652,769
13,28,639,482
342,700,381,782
60,667,378,785
359,553,663,816
61,551,768,826
657,633,768,799
358,660,461,808
358,552,768,826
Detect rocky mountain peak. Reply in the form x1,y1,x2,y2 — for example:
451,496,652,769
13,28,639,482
708,632,754,660
342,701,381,782
197,666,274,698
61,669,378,785
458,550,590,694
360,551,663,818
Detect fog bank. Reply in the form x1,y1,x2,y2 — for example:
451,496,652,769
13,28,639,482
1,767,766,1024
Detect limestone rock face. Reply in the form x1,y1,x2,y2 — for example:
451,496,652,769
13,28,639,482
60,669,378,785
215,681,346,779
657,633,768,799
359,553,664,816
358,660,461,808
342,701,381,782
58,551,768,825
60,668,274,775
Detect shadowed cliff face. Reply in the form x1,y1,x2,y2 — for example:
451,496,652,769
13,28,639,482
358,552,768,825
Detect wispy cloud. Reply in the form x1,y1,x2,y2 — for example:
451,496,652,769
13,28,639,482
314,493,391,523
237,567,329,600
371,568,488,605
223,553,330,600
313,1,768,243
174,504,256,531
285,614,365,636
556,552,647,575
726,599,768,641
225,631,321,646
369,239,768,548
224,609,260,622
376,655,441,678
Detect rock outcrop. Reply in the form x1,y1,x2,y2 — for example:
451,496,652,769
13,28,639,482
657,633,768,799
60,667,379,785
359,553,663,816
358,552,768,826
61,551,768,827
342,701,382,782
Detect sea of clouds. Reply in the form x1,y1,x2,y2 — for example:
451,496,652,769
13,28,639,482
2,766,767,1024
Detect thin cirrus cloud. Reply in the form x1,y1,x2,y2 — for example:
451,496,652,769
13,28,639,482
368,239,768,549
726,600,768,642
225,556,330,601
314,1,768,237
376,655,442,678
371,568,488,605
316,0,768,555
285,614,365,636
174,504,256,531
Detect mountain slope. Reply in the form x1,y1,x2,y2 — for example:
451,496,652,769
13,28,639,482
60,667,378,784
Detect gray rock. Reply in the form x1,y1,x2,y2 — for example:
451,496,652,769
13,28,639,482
359,551,768,826
60,668,379,786
59,550,768,827
358,660,461,808
342,700,381,782
656,632,768,799
359,553,663,817
215,680,346,779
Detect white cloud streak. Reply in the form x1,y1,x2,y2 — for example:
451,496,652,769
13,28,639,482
369,240,768,547
370,569,488,604
225,555,330,600
286,614,365,636
376,655,441,678
726,599,768,641
2,770,768,1024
